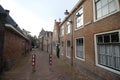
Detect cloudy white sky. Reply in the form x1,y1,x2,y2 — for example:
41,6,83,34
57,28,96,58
0,0,79,36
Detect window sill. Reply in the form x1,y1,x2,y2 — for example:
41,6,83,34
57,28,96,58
94,10,120,23
75,26,84,31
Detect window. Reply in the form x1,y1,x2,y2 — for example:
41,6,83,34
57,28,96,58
66,40,71,58
66,22,71,34
60,26,64,36
95,31,120,74
75,38,84,60
94,0,119,20
60,41,64,55
75,7,83,29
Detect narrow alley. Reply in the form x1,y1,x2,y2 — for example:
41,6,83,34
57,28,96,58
1,49,91,80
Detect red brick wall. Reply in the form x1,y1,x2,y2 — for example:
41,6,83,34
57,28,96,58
72,0,120,80
4,30,23,59
3,29,29,69
60,0,120,80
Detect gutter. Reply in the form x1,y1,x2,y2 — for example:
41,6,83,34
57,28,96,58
5,24,29,40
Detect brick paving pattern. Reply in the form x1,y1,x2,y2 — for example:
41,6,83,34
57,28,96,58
1,49,91,80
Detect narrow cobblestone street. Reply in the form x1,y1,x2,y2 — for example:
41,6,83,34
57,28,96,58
1,49,91,80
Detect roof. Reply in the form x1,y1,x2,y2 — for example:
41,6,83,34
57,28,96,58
0,5,28,40
38,28,46,38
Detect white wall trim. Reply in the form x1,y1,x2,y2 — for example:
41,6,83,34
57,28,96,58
5,24,28,40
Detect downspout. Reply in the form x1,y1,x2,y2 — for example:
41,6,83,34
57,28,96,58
0,19,5,73
70,19,74,66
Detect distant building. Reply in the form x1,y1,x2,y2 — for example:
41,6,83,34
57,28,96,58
0,5,30,72
38,28,46,51
52,20,61,55
38,29,53,53
54,0,120,80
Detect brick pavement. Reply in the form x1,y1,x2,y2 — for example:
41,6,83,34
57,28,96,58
1,49,91,80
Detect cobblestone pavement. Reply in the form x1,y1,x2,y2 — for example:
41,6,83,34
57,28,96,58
1,49,91,80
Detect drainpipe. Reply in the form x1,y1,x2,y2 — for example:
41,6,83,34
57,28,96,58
0,16,5,73
0,23,5,74
51,33,52,55
70,20,74,66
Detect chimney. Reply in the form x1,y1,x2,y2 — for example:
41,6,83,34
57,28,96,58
5,10,10,14
59,18,61,22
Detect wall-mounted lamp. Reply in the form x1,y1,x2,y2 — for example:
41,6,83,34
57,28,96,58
76,12,82,17
64,10,69,15
67,20,72,23
64,10,72,23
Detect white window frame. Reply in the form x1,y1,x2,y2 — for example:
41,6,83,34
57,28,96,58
60,25,64,36
93,0,120,22
60,41,64,55
66,40,71,59
75,37,85,61
74,6,84,30
94,30,120,75
66,22,71,34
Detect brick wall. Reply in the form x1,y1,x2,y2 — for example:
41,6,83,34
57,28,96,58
59,0,120,80
73,0,120,79
3,29,28,70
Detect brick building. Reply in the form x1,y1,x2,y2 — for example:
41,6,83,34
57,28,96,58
38,29,53,53
0,5,30,72
38,28,46,51
52,20,61,55
56,0,120,80
47,31,53,54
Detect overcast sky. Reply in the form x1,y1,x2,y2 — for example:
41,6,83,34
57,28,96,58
0,0,79,36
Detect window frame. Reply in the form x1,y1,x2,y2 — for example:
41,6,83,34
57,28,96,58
66,21,71,34
93,0,120,22
66,40,71,58
94,30,120,75
74,6,84,31
60,41,64,55
75,37,85,61
60,25,64,36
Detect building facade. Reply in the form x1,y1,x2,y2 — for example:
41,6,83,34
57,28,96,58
0,5,30,72
38,29,53,53
52,20,61,55
38,29,46,51
58,0,120,80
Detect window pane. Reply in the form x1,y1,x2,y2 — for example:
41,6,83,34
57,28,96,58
76,38,84,59
104,35,110,43
102,0,108,6
97,35,103,43
111,32,119,42
75,7,83,29
102,5,108,16
108,0,113,2
109,1,117,13
66,22,70,33
97,9,102,18
96,1,101,10
67,40,71,57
